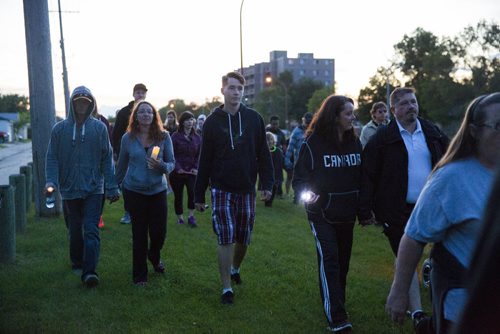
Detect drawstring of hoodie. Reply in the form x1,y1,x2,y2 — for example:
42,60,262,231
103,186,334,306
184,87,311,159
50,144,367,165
239,112,242,136
71,123,87,146
227,112,242,150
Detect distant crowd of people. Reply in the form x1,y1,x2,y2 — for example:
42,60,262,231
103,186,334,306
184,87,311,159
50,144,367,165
44,72,500,333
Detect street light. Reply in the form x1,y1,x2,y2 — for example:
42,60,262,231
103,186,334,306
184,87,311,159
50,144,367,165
264,75,289,130
239,0,245,74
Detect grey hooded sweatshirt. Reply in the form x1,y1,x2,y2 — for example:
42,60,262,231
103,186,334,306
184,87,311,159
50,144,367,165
45,86,119,200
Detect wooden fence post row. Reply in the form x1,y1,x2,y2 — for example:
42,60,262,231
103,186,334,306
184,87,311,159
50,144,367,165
0,185,16,263
9,174,27,233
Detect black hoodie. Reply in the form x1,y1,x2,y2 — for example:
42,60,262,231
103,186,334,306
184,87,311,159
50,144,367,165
194,104,274,203
292,133,362,222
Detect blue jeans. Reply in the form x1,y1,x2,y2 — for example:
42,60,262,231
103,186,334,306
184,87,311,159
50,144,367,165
63,194,103,278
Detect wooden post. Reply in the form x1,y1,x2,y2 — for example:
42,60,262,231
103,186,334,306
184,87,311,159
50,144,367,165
10,174,27,233
20,165,32,212
23,0,58,216
27,162,34,203
0,185,16,263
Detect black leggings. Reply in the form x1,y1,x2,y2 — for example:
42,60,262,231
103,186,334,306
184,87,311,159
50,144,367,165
170,173,196,215
123,188,167,283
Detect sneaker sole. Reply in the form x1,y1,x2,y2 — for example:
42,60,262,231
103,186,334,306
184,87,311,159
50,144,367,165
84,276,99,288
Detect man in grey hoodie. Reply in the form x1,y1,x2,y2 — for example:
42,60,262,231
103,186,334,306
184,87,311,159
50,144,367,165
45,86,120,287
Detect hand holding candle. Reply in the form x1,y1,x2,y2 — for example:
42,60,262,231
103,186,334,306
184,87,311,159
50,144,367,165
148,146,161,170
151,146,160,160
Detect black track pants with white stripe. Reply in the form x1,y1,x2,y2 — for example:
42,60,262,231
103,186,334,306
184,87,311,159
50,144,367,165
309,218,354,326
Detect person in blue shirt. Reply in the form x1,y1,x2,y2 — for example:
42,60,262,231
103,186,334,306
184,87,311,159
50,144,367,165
285,112,313,203
45,86,120,287
386,92,500,333
116,101,175,286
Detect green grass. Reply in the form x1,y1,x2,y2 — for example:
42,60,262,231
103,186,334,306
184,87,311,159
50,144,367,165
0,194,430,333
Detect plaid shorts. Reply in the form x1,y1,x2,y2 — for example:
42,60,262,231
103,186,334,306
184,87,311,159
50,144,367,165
211,188,256,245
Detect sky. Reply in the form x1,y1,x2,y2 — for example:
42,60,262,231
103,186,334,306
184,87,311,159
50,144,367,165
1,0,499,118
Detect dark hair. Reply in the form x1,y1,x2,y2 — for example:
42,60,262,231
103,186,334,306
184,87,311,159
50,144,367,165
270,115,280,122
166,110,177,120
306,95,355,149
127,101,166,143
133,83,147,93
177,111,196,133
370,102,387,115
390,87,415,107
222,71,245,86
433,92,500,171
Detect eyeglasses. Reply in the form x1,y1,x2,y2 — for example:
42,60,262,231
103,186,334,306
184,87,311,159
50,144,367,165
479,122,500,131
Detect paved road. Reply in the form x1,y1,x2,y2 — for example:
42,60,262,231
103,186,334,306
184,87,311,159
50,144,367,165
0,142,33,186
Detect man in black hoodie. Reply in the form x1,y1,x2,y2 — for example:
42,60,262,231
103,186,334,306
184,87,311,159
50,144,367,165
112,83,147,224
195,71,274,305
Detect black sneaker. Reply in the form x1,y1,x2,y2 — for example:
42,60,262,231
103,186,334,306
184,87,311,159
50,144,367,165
221,291,234,304
153,261,166,274
327,321,352,333
231,272,242,285
412,311,430,333
83,274,99,288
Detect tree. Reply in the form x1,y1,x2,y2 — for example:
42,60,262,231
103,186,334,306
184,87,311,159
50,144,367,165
0,94,29,113
0,93,31,133
288,77,323,122
453,20,500,94
194,97,221,117
253,86,282,122
357,66,401,124
357,21,499,131
394,28,455,87
158,99,189,122
254,71,324,127
393,28,457,119
307,87,333,114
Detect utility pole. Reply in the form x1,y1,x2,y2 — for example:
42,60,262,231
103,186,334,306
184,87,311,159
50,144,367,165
57,0,70,117
23,0,59,216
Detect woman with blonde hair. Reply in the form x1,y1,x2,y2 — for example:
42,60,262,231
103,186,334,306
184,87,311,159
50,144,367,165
386,92,500,333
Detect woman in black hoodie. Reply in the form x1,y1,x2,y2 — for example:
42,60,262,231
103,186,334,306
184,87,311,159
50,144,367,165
293,95,361,333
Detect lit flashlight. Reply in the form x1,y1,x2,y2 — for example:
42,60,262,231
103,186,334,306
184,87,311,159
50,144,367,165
300,190,318,204
46,186,55,208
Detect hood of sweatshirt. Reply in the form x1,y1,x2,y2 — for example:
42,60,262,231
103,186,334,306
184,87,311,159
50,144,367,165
69,86,96,145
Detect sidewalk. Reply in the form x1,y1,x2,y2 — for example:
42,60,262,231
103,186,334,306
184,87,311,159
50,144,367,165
0,141,33,186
